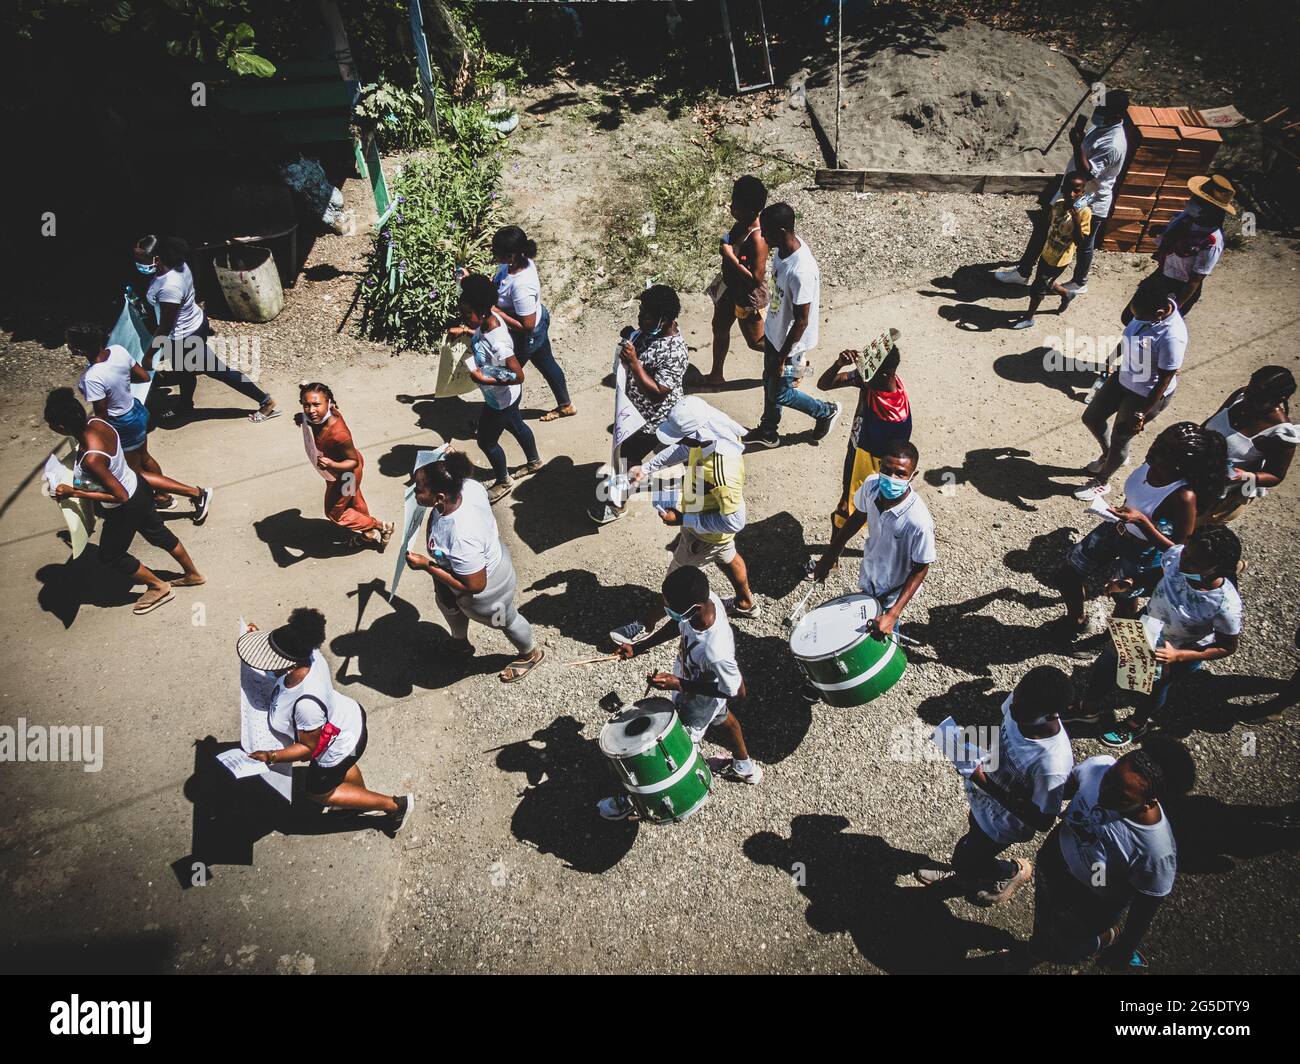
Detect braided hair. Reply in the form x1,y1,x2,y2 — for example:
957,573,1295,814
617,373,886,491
1244,365,1296,415
299,381,338,412
1189,525,1242,576
1155,421,1228,509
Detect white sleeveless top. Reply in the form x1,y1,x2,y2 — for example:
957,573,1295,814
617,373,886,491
74,418,137,509
1121,464,1186,542
1204,398,1299,468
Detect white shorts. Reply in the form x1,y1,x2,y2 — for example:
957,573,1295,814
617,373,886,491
666,525,737,572
678,693,729,742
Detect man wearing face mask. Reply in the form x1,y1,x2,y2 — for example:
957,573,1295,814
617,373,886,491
599,565,759,819
995,89,1130,298
811,439,936,640
1028,735,1194,969
1068,526,1243,748
590,285,690,525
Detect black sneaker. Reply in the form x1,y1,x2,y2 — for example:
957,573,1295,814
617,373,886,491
744,429,779,449
811,402,842,442
192,487,213,525
388,794,415,836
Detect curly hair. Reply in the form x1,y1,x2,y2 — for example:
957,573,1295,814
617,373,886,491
299,381,337,411
1155,422,1228,509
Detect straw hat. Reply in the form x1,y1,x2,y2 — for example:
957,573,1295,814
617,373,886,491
1188,174,1237,215
236,624,314,671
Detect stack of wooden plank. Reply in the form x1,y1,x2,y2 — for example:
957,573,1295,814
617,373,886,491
1103,105,1222,252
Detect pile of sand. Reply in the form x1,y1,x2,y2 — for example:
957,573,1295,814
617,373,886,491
802,3,1089,174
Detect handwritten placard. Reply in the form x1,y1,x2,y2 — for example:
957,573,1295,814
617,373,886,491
1108,617,1158,694
854,327,901,382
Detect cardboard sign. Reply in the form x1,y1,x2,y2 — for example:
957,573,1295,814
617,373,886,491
387,447,443,602
854,327,902,383
1108,617,1158,694
302,419,336,482
435,338,478,398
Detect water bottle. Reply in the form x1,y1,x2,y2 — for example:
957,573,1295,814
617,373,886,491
1084,373,1106,405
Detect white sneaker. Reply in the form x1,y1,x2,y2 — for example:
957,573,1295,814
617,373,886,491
610,620,652,647
993,267,1031,286
1060,281,1088,295
1073,479,1110,501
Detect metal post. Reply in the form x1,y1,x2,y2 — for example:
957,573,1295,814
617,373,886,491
835,1,843,168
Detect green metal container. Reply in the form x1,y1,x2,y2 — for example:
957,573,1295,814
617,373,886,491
599,698,713,824
790,593,908,707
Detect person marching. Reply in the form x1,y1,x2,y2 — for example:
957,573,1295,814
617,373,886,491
453,273,542,504
916,666,1076,906
296,382,393,551
406,449,545,683
1028,736,1194,969
704,175,769,388
609,396,760,648
816,329,912,534
239,608,414,833
812,439,936,641
590,285,690,525
134,235,278,424
68,323,212,522
1057,422,1227,638
44,388,204,615
1198,366,1297,526
488,225,575,421
1066,526,1243,748
743,203,841,450
1075,280,1189,501
1122,174,1236,323
598,564,761,820
1007,173,1092,330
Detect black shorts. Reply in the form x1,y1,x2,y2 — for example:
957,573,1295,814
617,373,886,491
304,707,368,795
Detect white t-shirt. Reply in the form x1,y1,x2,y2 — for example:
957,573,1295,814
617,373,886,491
269,651,364,768
465,321,521,410
673,593,743,725
78,345,136,417
493,260,542,318
1146,544,1243,649
1118,307,1187,398
426,479,502,579
1159,210,1224,282
851,476,937,605
966,695,1074,846
768,240,820,362
146,263,206,337
1058,756,1177,898
1062,118,1128,217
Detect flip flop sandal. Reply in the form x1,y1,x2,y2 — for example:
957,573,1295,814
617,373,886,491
379,522,395,545
171,575,206,588
539,406,576,422
248,402,282,424
133,587,175,615
500,647,545,683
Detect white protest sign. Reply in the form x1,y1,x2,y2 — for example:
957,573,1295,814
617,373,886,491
302,419,336,481
388,447,444,602
608,331,647,508
1108,617,1159,694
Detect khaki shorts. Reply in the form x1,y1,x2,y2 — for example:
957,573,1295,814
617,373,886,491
665,525,737,572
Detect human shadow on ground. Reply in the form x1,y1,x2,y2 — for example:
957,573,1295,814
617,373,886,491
730,629,814,765
508,455,606,554
919,261,1031,305
1165,795,1300,875
520,568,661,649
172,736,391,889
1004,527,1079,593
904,587,1063,678
493,715,637,873
736,510,815,601
925,447,1085,512
253,508,360,568
994,346,1099,401
745,814,1015,972
35,547,137,627
936,302,1022,333
329,579,511,696
911,675,1007,728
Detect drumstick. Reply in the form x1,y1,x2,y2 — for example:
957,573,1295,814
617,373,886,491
783,584,817,628
565,653,621,667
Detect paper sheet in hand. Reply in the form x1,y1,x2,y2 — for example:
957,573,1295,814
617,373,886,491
1086,494,1119,522
1108,617,1158,694
237,621,293,801
107,294,157,403
217,747,269,779
435,339,479,398
44,449,94,559
931,716,987,775
388,447,441,602
608,332,647,509
302,419,336,481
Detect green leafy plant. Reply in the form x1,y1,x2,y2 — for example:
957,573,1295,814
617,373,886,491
354,79,437,152
357,106,506,350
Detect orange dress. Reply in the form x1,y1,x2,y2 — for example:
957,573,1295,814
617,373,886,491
314,412,382,533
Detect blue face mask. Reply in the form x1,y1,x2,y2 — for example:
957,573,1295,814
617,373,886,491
645,319,666,339
665,603,699,625
1182,568,1213,587
135,261,156,275
877,474,910,500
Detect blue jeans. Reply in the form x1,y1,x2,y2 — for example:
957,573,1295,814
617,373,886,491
758,339,833,435
513,306,570,408
1088,644,1202,723
478,396,539,482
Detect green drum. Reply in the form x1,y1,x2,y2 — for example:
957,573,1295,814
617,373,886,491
598,698,713,824
790,593,907,707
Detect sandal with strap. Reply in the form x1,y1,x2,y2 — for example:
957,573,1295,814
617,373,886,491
133,585,175,615
248,399,281,424
539,405,576,422
500,647,545,683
